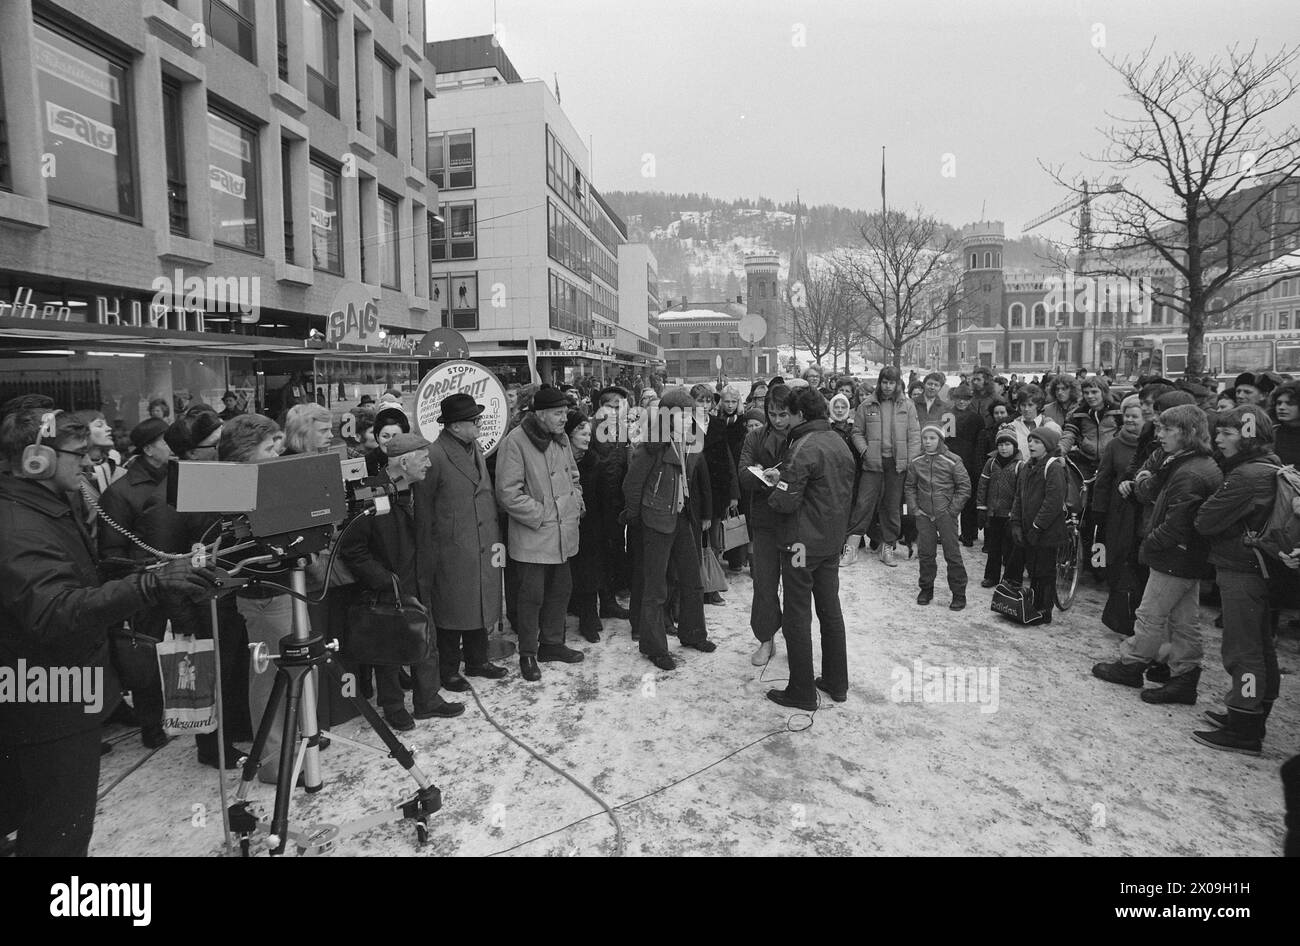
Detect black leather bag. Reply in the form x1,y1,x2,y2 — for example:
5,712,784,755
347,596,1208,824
108,621,162,692
990,581,1036,624
344,576,433,667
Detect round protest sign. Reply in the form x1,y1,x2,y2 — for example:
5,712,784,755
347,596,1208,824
413,360,509,456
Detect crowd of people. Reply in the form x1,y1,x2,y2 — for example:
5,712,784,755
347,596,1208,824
2,357,1298,857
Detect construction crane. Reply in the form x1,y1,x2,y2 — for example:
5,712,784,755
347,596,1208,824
1023,178,1124,273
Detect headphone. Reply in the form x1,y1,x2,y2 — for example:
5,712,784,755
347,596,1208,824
19,410,62,480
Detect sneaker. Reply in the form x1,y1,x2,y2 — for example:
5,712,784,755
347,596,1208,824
385,709,415,732
750,639,776,666
949,596,967,611
880,544,898,567
840,543,858,567
537,644,585,663
645,653,676,671
916,587,933,606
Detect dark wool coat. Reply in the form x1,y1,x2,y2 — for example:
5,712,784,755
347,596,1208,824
1010,455,1068,547
1136,451,1223,579
415,431,503,630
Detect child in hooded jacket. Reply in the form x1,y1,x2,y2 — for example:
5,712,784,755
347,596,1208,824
1009,426,1067,625
976,429,1026,588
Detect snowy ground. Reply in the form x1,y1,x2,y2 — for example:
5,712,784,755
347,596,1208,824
92,551,1297,857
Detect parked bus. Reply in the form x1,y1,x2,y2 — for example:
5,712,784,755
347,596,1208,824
1117,330,1300,388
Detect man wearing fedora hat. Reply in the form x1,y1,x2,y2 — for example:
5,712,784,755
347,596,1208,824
416,393,510,689
496,385,586,681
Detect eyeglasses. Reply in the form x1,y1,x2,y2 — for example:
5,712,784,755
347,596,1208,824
55,447,91,459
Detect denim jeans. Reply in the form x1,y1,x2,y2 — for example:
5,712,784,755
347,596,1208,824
1120,569,1202,674
1217,569,1280,713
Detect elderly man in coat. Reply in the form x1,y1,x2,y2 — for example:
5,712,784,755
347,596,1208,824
495,386,585,682
416,394,509,690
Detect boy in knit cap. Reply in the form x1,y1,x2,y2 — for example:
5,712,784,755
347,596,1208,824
976,429,1026,588
904,424,971,609
1010,426,1067,625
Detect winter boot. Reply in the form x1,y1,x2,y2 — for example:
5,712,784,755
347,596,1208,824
1141,666,1200,705
949,594,967,611
916,587,933,606
1191,709,1264,756
1282,754,1300,858
1091,659,1146,688
1146,662,1171,683
1204,699,1271,731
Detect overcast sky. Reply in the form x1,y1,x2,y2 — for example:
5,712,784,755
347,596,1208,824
426,0,1299,242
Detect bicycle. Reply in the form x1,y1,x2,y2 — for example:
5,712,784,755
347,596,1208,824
1054,456,1095,611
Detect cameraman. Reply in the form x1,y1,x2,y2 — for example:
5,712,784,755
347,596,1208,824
0,407,214,856
340,433,464,729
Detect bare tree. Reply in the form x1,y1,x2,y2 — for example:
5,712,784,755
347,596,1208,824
1053,42,1300,378
836,209,968,369
786,262,857,369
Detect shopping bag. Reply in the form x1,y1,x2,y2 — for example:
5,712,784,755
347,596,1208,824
721,513,749,552
700,547,729,594
156,636,217,735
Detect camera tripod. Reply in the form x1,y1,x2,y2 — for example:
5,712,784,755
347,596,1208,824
219,559,441,856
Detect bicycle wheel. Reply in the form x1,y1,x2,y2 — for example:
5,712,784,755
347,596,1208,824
1055,517,1082,611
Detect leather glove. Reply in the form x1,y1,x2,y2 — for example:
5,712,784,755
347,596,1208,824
977,510,988,529
142,559,218,606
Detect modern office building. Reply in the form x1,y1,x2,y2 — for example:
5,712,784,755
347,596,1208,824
426,35,661,384
0,0,438,423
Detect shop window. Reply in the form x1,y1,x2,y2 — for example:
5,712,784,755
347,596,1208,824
208,108,261,252
35,23,137,219
304,0,339,117
379,191,400,289
162,80,187,236
309,158,342,274
207,0,257,64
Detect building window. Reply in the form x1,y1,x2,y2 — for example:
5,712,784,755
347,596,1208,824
374,56,397,156
379,191,400,288
35,23,137,219
669,333,680,347
970,253,977,269
1010,341,1024,363
304,1,339,117
206,0,257,63
1058,340,1072,365
546,199,589,277
428,129,474,189
275,0,289,81
549,271,591,337
546,126,587,220
984,252,992,268
309,158,342,274
1008,303,1023,327
432,274,478,330
1032,340,1047,363
690,333,701,348
1282,312,1292,330
208,108,261,252
1032,303,1046,327
432,201,476,261
162,80,187,236
711,332,721,347
0,45,11,192
281,141,293,261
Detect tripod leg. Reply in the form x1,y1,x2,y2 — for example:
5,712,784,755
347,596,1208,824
236,668,289,798
297,667,323,793
269,666,305,856
320,656,435,789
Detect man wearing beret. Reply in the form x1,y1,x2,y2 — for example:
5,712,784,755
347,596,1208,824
496,385,586,681
416,394,510,690
340,432,464,730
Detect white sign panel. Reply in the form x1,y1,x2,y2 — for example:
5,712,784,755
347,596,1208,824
414,360,509,457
